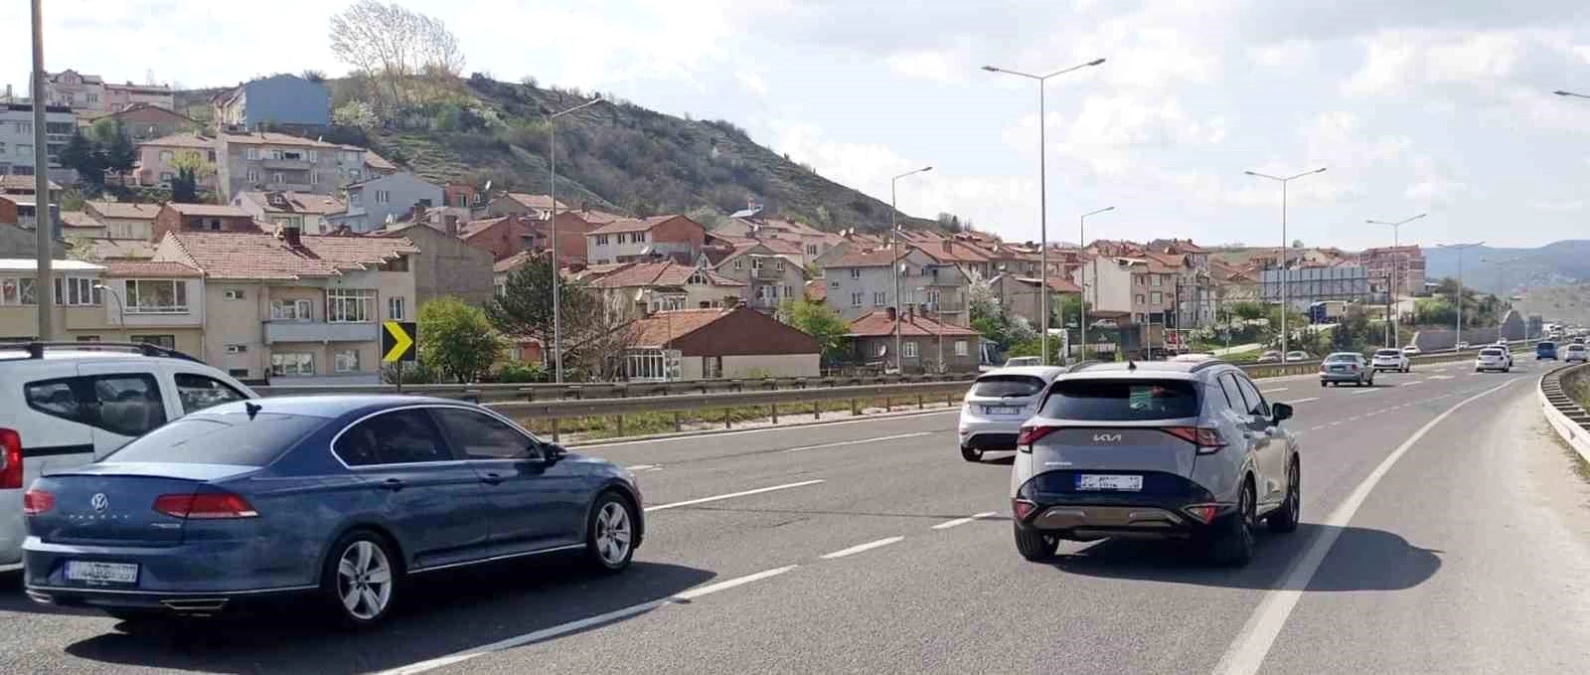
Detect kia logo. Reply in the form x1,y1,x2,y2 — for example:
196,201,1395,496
1092,433,1123,443
90,493,109,512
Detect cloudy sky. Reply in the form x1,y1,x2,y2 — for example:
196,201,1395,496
5,0,1590,249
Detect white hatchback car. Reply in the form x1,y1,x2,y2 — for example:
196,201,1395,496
958,366,1066,462
1371,348,1410,373
1475,347,1511,372
0,343,258,572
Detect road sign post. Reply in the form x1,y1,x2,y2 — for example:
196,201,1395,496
382,321,417,393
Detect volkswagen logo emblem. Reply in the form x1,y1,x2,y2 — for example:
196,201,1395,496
90,493,109,513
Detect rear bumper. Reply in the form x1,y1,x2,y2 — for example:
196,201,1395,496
958,415,1027,451
1015,472,1227,539
25,582,315,614
22,535,316,610
1370,361,1404,370
1319,371,1366,382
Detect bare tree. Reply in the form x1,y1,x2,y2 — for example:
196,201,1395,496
328,1,465,113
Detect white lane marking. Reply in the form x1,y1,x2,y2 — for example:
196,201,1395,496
574,409,957,448
1400,381,1423,386
821,536,905,559
782,431,932,453
1427,375,1453,380
1328,421,1342,426
1286,397,1320,404
1260,387,1288,394
645,480,825,512
379,565,799,675
1347,416,1361,421
1211,378,1518,675
1308,425,1324,431
932,512,999,530
626,464,662,472
1351,388,1381,394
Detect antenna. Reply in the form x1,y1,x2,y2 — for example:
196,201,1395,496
1127,360,1137,371
244,401,262,420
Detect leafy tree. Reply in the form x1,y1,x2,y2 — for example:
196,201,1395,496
329,0,466,113
495,360,546,383
169,150,213,203
1229,301,1266,321
1291,239,1305,249
333,100,380,130
103,123,138,186
782,297,849,363
418,297,502,383
1055,293,1083,328
486,256,637,379
59,131,106,190
685,205,726,231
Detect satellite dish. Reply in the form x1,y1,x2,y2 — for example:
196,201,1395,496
483,180,493,193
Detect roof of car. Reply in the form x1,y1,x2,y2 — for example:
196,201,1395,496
1057,360,1226,380
196,395,472,420
978,366,1067,379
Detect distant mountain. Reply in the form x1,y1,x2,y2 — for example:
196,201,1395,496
1422,240,1590,294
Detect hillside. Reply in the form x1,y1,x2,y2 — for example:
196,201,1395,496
177,76,933,233
1513,283,1590,326
1423,240,1590,294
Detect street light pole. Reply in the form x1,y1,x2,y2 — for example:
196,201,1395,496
546,95,604,384
31,0,53,340
1078,206,1114,361
93,283,126,343
1366,213,1426,346
1553,89,1590,100
1244,167,1327,358
984,58,1106,365
890,166,932,373
1440,242,1483,349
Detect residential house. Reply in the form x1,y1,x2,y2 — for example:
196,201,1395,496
487,193,566,219
212,74,331,131
59,211,106,239
0,258,112,341
151,226,417,383
37,70,175,112
213,131,364,201
84,201,161,240
0,223,65,260
135,132,217,191
586,215,707,265
373,223,495,306
331,171,443,233
0,175,62,199
233,191,347,235
722,210,841,264
458,215,531,261
492,250,539,297
1360,245,1426,300
988,273,1082,326
364,151,398,177
532,210,612,264
150,203,261,239
1,103,76,183
443,182,483,209
915,238,997,283
0,195,56,231
624,306,821,381
97,260,207,355
78,104,197,142
820,247,971,326
712,241,808,313
1075,256,1179,327
586,260,746,313
844,308,981,373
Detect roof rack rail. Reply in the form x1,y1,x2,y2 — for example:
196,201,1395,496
1064,360,1101,373
1189,358,1233,372
0,341,204,363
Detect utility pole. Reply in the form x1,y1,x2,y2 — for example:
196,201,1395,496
31,0,53,340
1440,242,1483,349
1078,206,1113,360
1367,213,1426,348
546,96,605,383
889,166,932,372
1245,167,1327,357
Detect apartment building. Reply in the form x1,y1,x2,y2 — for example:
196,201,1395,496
84,201,161,240
844,308,981,374
1075,256,1179,326
329,172,441,234
586,215,707,265
487,193,566,219
1360,245,1426,299
134,132,216,191
36,70,175,112
78,104,196,143
0,257,203,349
213,131,364,201
458,215,531,261
152,227,417,383
213,74,331,131
233,191,346,235
585,260,746,313
712,242,808,313
150,203,261,238
0,258,108,341
820,247,971,326
988,273,1082,326
1,103,76,182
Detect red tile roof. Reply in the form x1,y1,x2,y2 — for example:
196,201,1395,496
237,191,346,216
139,132,214,150
103,260,204,278
88,239,156,260
568,209,626,225
364,151,398,172
806,279,828,301
588,214,699,236
59,211,102,229
629,308,738,347
0,176,60,192
847,310,980,338
493,249,539,273
219,131,345,148
87,201,161,220
502,193,567,211
825,248,901,268
588,260,744,288
165,203,251,218
164,231,418,280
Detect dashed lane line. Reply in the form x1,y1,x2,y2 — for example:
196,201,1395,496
1287,397,1320,404
645,480,825,512
821,536,906,560
932,512,1000,530
782,432,932,453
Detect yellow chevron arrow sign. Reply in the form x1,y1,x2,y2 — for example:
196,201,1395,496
382,321,417,363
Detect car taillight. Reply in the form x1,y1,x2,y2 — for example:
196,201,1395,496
23,488,53,515
0,428,22,490
1012,498,1039,521
154,493,259,519
1162,427,1227,454
1016,426,1059,452
1183,504,1218,524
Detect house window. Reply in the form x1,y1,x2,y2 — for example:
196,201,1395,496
849,268,861,279
751,257,763,270
874,342,887,358
334,349,361,373
349,192,362,207
635,231,647,243
1151,291,1162,304
223,289,245,300
903,341,919,359
159,172,174,183
783,285,794,298
309,171,319,185
687,270,708,285
270,298,314,320
159,150,173,162
0,277,37,305
776,260,785,272
388,296,405,320
245,147,258,160
15,121,32,134
271,172,284,184
851,292,864,308
375,191,390,204
829,281,839,288
1153,275,1163,287
954,340,969,357
1135,294,1146,305
308,150,319,161
873,291,886,307
124,279,188,314
806,244,818,256
246,169,260,183
733,259,743,270
270,352,315,376
625,348,670,381
326,288,375,323
131,334,176,349
595,234,609,246
17,144,33,157
926,289,941,306
54,277,101,306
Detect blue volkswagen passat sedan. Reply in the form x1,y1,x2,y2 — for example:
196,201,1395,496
21,396,643,627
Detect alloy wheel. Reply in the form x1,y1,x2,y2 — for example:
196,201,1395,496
337,540,393,621
595,501,633,566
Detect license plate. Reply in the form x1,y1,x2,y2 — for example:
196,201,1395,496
1076,474,1143,491
984,405,1022,415
1331,366,1345,372
65,561,139,585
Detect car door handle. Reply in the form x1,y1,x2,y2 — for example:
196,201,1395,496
380,478,405,492
480,472,504,486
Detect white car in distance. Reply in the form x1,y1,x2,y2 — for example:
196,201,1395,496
1371,348,1411,373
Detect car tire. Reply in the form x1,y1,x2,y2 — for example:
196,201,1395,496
1207,480,1256,567
1267,459,1300,534
320,529,400,629
585,491,637,573
1014,523,1059,562
1320,380,1327,388
960,445,983,462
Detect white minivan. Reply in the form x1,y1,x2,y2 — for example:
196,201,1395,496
0,343,258,571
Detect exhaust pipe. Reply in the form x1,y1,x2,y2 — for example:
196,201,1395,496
161,598,229,613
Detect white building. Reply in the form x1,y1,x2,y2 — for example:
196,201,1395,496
0,103,77,183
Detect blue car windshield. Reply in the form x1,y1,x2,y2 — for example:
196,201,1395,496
104,412,327,466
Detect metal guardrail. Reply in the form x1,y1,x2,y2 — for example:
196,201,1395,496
1539,362,1590,464
252,372,970,403
1234,341,1534,379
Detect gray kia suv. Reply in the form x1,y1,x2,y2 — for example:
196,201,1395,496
1010,360,1300,566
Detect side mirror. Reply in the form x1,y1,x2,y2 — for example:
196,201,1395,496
1271,402,1294,424
543,442,568,463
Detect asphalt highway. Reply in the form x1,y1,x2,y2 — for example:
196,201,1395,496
4,358,1589,674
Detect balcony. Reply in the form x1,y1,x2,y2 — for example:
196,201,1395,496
262,158,314,171
752,265,784,281
265,321,377,344
262,181,316,193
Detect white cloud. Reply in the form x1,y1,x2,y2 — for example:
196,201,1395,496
1250,40,1316,69
1344,30,1526,97
884,48,970,84
1527,199,1584,213
1054,94,1228,175
735,70,769,96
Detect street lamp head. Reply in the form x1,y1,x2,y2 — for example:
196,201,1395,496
1312,167,1328,174
1243,170,1260,177
1102,205,1115,212
981,65,1001,72
1086,58,1106,66
1555,90,1572,96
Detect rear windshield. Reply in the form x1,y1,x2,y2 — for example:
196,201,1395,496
970,375,1047,398
1039,379,1200,421
1325,354,1358,362
1480,348,1504,356
1375,349,1401,356
1539,342,1556,349
104,412,326,466
1569,345,1587,351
